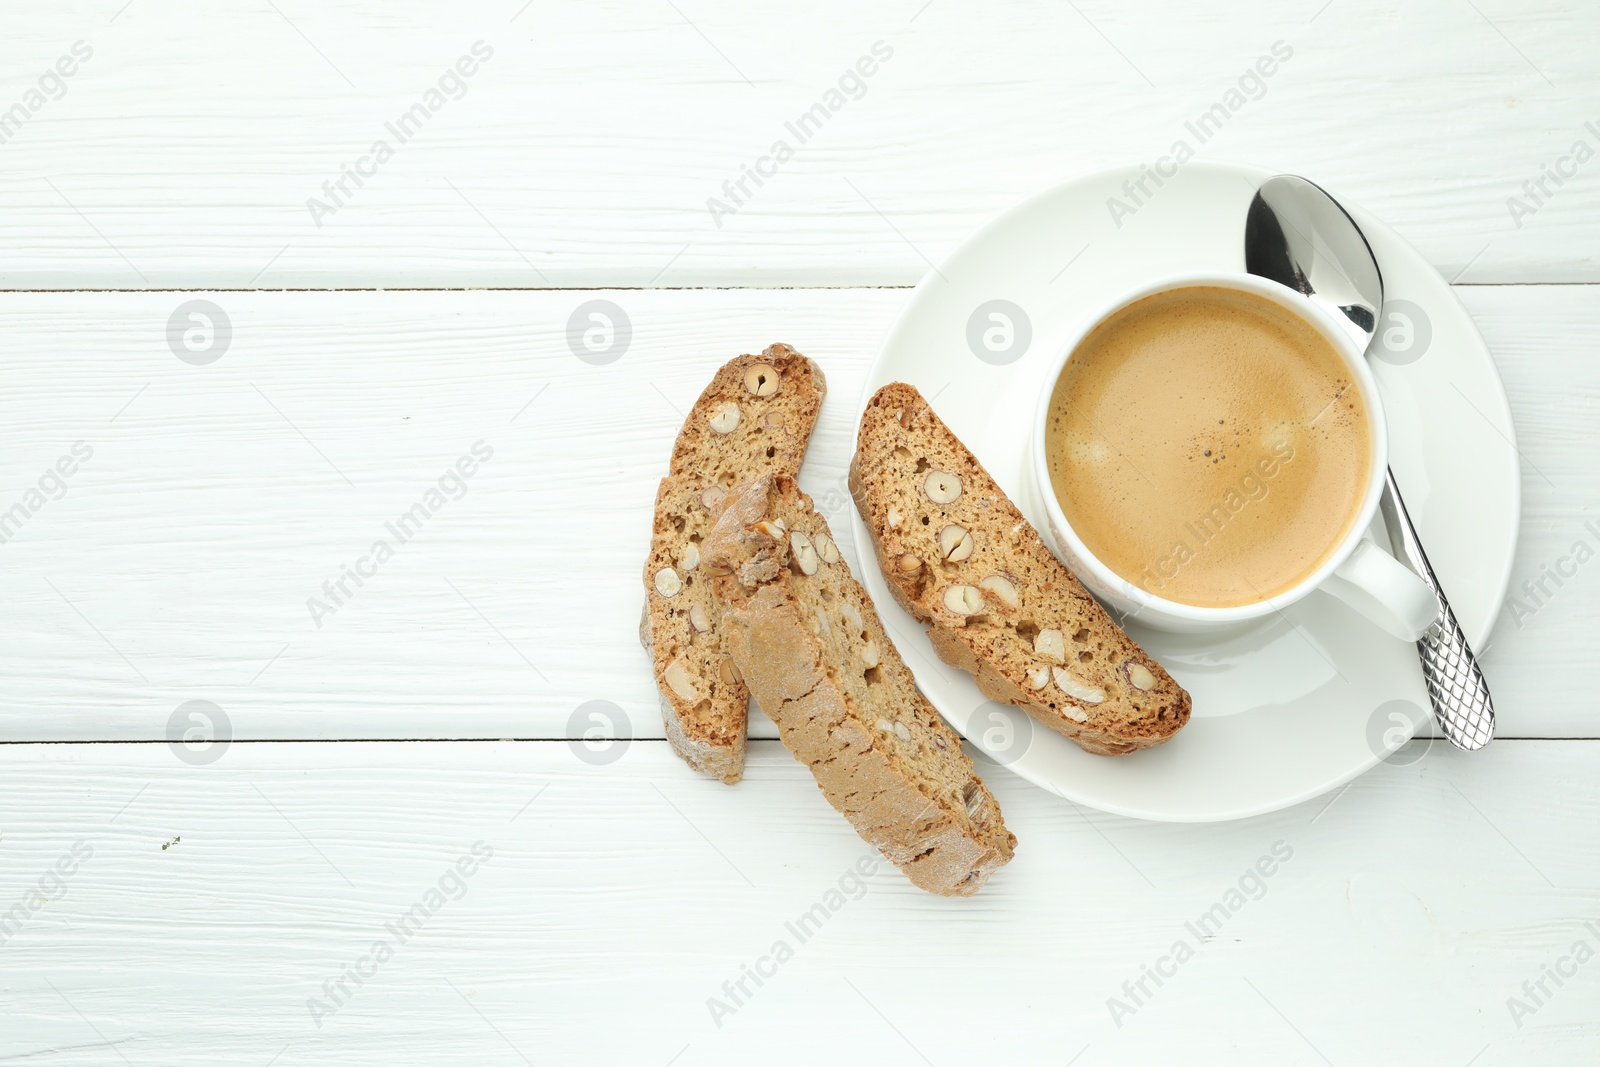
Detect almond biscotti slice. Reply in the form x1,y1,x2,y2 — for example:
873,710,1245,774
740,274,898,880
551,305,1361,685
850,382,1190,756
701,474,1015,896
641,345,826,784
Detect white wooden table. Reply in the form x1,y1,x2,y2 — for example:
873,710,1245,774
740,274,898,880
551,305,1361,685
3,3,1597,1063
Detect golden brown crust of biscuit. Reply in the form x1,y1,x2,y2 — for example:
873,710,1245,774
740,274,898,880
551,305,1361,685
642,345,826,783
701,474,1015,896
850,382,1190,755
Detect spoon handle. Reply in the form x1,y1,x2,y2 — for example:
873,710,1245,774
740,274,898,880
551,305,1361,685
1379,467,1495,749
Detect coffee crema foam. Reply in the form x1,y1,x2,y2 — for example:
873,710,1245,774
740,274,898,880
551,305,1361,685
1046,285,1370,608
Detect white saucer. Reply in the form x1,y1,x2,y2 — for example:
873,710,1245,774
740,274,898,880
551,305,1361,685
848,161,1519,822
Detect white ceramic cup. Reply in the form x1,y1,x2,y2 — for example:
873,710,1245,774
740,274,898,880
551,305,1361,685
1029,271,1438,640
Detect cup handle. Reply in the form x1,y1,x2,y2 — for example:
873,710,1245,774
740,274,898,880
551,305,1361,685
1319,538,1439,641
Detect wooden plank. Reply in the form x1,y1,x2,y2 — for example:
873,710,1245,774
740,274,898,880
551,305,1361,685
1462,285,1600,737
0,1,1596,287
0,285,1590,742
0,739,1594,1064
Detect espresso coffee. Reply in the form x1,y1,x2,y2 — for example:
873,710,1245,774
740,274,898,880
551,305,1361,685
1046,285,1370,608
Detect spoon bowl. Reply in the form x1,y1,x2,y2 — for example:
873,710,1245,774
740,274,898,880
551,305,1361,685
1245,174,1383,347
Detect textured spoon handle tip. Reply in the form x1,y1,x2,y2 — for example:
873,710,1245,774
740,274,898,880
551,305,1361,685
1419,595,1496,749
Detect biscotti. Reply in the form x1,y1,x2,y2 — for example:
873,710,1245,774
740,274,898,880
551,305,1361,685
702,473,1015,896
641,346,826,783
850,382,1190,755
